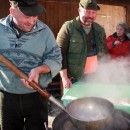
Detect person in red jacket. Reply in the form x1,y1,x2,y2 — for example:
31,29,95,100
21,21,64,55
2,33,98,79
107,22,130,58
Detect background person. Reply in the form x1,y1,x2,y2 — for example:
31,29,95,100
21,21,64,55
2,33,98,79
56,0,108,89
126,26,130,39
107,22,130,58
0,0,62,130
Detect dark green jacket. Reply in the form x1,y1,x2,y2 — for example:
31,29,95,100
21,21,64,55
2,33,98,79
57,17,108,80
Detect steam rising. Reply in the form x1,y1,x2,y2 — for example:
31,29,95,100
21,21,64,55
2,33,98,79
84,56,130,105
87,56,130,85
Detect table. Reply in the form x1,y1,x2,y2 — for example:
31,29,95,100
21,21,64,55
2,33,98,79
62,82,130,114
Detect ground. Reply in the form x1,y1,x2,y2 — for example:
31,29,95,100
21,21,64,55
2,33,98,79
48,97,62,130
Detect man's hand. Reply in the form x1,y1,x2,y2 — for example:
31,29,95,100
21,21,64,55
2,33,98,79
62,76,72,89
60,69,72,89
21,64,51,89
21,67,41,89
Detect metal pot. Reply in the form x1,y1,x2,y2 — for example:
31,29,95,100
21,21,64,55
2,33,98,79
66,97,114,128
0,54,114,129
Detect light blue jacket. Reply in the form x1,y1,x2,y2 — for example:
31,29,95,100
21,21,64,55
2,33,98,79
0,15,62,94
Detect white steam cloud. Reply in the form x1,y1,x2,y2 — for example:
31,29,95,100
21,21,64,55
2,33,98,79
87,56,130,85
84,56,130,105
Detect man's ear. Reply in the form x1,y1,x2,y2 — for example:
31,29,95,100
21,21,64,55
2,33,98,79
9,7,15,17
78,6,81,13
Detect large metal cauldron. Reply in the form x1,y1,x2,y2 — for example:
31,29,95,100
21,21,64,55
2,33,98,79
66,97,114,128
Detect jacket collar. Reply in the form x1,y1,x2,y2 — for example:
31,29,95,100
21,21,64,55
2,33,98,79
113,32,129,41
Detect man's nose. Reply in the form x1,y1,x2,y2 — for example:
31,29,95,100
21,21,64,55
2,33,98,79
28,17,36,24
88,12,93,17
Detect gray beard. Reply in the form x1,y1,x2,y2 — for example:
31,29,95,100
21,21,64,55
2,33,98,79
84,21,92,27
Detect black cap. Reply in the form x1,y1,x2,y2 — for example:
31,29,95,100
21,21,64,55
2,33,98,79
9,0,46,16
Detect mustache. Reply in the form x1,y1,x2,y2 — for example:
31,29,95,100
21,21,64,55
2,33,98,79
85,17,94,20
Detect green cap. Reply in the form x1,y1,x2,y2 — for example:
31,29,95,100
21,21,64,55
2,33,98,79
79,0,100,10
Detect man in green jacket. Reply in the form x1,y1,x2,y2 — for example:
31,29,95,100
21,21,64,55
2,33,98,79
56,0,108,89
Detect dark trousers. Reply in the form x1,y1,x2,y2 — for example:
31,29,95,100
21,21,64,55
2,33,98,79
0,91,48,130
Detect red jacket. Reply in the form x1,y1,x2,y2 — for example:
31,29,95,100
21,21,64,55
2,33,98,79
106,33,130,58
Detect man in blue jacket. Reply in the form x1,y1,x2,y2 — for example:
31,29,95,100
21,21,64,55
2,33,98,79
0,0,62,130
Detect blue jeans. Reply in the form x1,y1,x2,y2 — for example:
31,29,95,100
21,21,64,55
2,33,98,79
0,91,48,130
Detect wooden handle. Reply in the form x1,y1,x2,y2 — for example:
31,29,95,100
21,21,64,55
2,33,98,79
0,54,50,99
